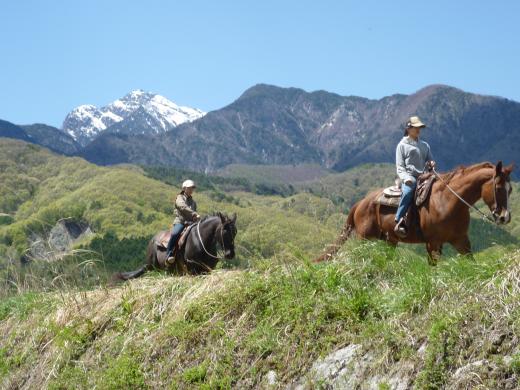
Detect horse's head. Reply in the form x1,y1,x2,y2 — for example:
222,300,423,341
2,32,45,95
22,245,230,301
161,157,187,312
482,161,514,225
218,212,238,259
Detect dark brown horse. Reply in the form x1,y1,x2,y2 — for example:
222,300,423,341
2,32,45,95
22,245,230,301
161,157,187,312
115,212,237,280
316,161,514,264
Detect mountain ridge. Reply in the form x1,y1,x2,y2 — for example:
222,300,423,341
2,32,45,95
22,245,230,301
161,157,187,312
2,84,519,174
79,83,520,172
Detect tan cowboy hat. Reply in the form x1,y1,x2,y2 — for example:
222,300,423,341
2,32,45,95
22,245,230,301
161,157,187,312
407,116,426,128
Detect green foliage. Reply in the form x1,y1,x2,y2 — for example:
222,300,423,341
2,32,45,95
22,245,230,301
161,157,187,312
182,362,208,384
143,164,296,197
98,354,147,389
217,163,330,185
299,163,395,210
415,316,458,389
0,139,343,297
0,291,40,321
82,231,149,272
510,353,520,374
48,365,89,390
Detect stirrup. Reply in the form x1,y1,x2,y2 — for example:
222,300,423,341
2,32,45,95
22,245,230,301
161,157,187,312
394,218,407,238
166,254,175,265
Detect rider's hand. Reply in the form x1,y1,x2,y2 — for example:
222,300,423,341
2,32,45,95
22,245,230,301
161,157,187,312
194,214,201,221
429,160,436,169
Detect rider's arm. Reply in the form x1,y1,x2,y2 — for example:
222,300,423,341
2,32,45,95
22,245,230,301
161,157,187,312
396,143,414,184
425,142,436,169
176,195,199,221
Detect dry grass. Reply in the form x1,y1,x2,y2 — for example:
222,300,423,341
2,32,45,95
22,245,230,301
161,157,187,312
1,244,519,389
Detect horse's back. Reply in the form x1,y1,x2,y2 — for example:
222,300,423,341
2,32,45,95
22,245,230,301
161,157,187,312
350,190,384,238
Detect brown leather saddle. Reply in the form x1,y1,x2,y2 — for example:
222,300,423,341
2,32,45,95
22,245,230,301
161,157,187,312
415,172,436,207
375,184,402,208
155,223,197,251
374,173,436,209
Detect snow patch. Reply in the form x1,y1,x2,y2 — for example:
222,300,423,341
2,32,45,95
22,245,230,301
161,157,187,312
62,90,206,145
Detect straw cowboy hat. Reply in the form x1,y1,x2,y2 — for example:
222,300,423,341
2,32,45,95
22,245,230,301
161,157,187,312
407,116,426,128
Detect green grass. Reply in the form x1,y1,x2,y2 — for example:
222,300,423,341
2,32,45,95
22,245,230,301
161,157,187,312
2,241,518,388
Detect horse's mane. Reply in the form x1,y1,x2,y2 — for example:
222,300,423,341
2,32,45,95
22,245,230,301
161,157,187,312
439,162,495,184
201,212,234,224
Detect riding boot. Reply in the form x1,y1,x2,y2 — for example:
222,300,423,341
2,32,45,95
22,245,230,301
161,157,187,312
165,234,177,265
394,217,408,238
165,224,184,265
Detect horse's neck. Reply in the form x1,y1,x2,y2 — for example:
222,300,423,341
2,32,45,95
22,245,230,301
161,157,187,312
201,218,219,247
441,168,493,207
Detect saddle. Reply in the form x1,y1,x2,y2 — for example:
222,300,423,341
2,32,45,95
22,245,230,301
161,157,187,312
155,223,197,251
415,172,436,207
373,173,437,239
374,173,437,209
376,183,402,208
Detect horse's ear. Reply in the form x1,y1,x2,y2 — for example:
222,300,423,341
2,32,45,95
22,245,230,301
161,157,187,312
231,213,237,223
217,212,225,223
496,161,503,175
505,163,515,175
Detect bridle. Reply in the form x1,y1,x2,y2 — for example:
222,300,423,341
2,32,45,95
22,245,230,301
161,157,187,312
194,219,230,260
432,168,500,223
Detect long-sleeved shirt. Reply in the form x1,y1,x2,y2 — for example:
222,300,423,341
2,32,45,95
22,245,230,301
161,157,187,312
396,136,433,183
173,193,198,225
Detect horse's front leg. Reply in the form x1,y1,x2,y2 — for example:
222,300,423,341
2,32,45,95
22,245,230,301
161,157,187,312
426,241,443,265
451,235,474,260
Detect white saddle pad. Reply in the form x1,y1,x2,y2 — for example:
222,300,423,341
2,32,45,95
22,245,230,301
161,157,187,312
383,186,402,197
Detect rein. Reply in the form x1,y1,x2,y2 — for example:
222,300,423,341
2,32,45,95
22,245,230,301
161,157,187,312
432,168,496,223
195,219,226,259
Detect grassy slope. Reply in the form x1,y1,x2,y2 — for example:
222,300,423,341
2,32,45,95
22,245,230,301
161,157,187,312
1,242,519,389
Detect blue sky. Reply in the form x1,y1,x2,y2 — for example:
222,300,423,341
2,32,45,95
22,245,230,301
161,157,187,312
1,0,519,127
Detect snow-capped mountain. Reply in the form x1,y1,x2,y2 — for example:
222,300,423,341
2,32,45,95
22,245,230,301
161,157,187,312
62,90,205,146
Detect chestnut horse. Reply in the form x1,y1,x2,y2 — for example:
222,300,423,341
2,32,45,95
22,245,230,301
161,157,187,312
316,161,514,264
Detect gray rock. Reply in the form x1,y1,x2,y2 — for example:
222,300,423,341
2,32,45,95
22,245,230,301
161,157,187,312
28,219,93,261
288,345,367,389
289,344,414,390
266,370,278,386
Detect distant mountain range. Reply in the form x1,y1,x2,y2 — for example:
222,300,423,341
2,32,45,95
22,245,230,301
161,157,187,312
0,120,80,155
1,84,519,174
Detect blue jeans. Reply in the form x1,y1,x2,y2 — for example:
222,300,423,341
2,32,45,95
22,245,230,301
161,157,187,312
395,181,416,222
166,223,184,257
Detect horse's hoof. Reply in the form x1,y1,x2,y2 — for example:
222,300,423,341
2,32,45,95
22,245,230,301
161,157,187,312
394,229,407,239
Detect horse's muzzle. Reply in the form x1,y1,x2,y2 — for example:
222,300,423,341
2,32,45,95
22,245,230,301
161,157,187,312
494,210,511,225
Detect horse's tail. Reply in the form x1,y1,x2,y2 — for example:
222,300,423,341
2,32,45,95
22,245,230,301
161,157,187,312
314,201,357,262
111,239,155,282
112,265,149,282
